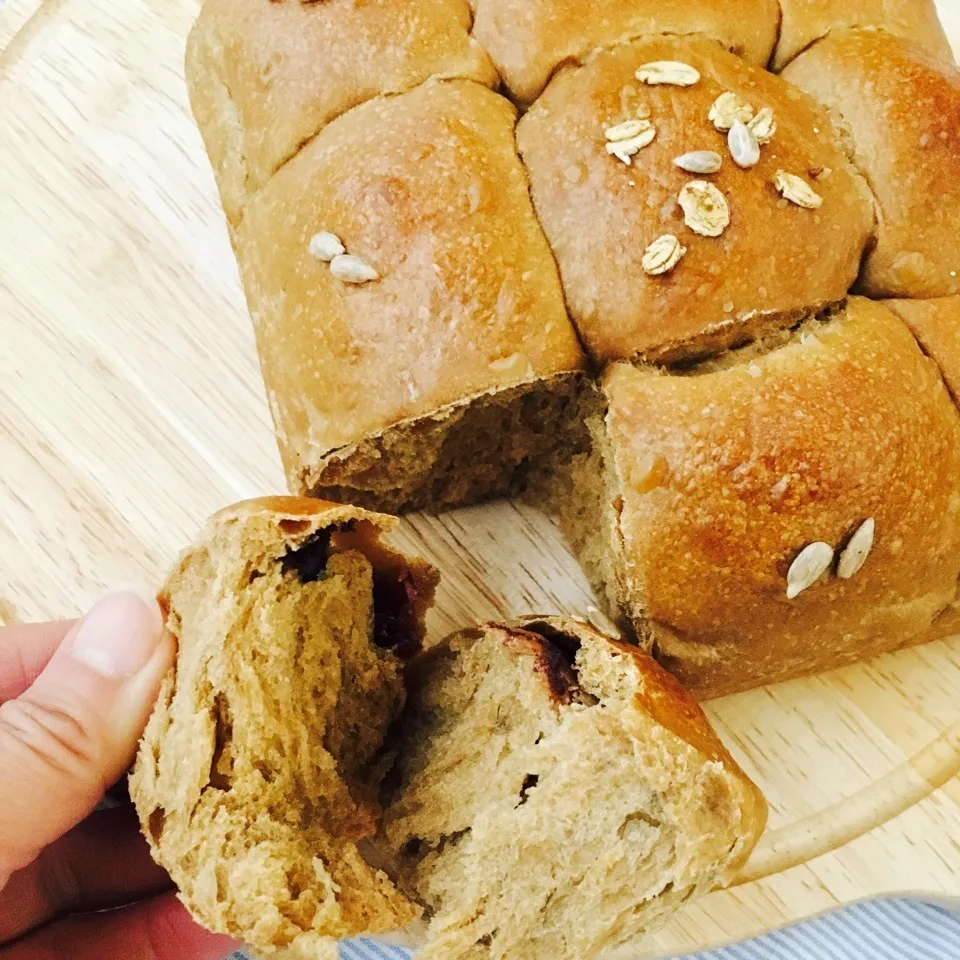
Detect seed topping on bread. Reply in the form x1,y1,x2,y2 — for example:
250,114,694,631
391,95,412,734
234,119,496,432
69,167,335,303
642,234,687,275
330,253,379,284
673,150,723,174
786,541,834,598
636,61,701,86
728,121,761,168
308,231,345,261
774,170,824,209
838,518,876,580
605,118,656,164
748,107,777,144
709,92,755,131
679,180,730,237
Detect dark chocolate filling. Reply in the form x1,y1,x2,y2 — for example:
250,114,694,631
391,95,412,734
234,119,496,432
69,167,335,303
282,521,421,659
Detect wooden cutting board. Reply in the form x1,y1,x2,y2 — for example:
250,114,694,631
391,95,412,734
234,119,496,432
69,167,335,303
2,1,960,955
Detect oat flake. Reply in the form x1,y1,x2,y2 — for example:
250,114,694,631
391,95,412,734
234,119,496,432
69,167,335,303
679,180,730,237
636,61,700,86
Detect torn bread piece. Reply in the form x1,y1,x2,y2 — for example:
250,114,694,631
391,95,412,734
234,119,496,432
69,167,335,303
130,497,438,957
380,616,766,960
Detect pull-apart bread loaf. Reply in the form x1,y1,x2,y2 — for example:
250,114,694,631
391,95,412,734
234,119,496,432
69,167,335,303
551,299,960,697
130,497,438,956
132,503,766,958
381,617,766,960
187,0,960,697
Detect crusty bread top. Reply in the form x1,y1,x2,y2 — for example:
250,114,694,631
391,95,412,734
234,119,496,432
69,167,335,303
473,0,780,105
772,0,953,71
185,0,497,225
887,298,960,401
784,31,960,298
518,36,874,364
600,298,960,698
237,79,586,482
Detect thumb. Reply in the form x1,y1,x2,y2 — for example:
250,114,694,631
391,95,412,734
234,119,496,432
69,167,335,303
0,588,173,886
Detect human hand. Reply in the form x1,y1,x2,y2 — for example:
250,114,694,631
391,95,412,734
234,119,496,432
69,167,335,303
0,590,238,960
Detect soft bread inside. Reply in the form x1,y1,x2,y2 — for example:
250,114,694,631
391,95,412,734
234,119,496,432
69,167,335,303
132,505,436,955
307,373,595,514
380,619,764,960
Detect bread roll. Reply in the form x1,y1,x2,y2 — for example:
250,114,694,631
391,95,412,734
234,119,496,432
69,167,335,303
517,36,874,364
130,497,438,955
472,0,780,105
784,31,960,298
235,79,590,512
381,617,767,959
186,0,496,224
544,298,960,698
772,0,953,71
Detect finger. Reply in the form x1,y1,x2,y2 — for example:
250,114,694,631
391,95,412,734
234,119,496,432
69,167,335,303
0,892,238,960
0,588,174,885
0,807,171,942
0,622,74,703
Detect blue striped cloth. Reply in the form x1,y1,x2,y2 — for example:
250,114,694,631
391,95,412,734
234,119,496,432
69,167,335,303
230,898,960,959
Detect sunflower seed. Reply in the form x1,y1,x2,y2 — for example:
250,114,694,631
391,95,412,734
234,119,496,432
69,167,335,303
678,180,730,237
636,61,700,86
330,254,379,284
728,120,761,168
605,119,653,142
708,92,754,131
605,126,657,164
642,234,687,275
774,170,823,209
786,542,834,599
308,231,345,261
673,150,723,174
747,106,776,144
837,518,875,579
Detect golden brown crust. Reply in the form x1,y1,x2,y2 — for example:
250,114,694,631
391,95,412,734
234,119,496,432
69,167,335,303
517,36,875,364
784,30,960,298
185,0,497,224
886,297,960,400
600,298,960,698
236,79,586,492
772,0,953,71
472,0,780,105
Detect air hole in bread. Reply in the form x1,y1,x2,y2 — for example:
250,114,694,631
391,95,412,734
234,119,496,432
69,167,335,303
280,528,336,582
147,807,166,844
618,809,662,837
516,773,538,807
402,837,423,857
209,693,234,791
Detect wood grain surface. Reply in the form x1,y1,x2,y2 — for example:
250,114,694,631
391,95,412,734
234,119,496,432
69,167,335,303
2,2,960,955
